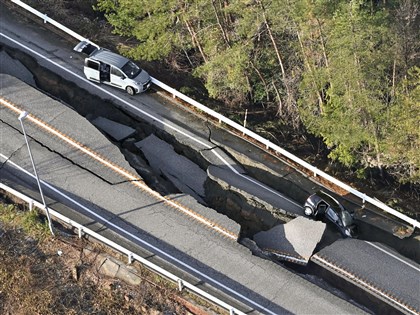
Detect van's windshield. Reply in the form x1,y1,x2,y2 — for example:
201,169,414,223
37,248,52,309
121,61,142,79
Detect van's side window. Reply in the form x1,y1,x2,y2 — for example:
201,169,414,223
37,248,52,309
85,59,99,70
111,66,124,77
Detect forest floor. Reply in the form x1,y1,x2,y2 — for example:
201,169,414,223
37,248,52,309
0,196,219,315
5,0,419,218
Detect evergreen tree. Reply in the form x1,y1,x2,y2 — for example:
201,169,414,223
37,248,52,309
95,0,188,60
382,67,420,184
298,1,397,170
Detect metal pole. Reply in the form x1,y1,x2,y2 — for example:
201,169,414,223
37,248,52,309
18,111,54,236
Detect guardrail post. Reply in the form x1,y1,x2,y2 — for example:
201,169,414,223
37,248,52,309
28,199,34,211
177,279,183,291
243,109,248,132
230,308,235,315
361,193,367,209
43,14,48,24
128,253,133,264
78,226,83,238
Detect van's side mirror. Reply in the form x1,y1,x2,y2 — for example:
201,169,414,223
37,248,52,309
120,75,125,80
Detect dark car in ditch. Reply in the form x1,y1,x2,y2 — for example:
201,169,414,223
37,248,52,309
304,191,357,237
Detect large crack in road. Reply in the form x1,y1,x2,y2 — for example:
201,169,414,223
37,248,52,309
1,43,283,238
3,30,419,315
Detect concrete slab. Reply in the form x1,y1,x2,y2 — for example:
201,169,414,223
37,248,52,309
98,258,120,278
135,134,207,203
254,217,326,264
91,116,136,141
210,130,315,204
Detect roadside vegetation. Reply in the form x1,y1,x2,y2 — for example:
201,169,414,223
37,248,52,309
0,199,213,314
93,0,420,187
9,0,420,213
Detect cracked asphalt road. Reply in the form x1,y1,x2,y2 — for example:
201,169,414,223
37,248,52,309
0,3,376,312
0,74,365,314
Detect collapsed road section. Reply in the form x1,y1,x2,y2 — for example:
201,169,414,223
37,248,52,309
1,22,419,310
1,28,419,253
0,73,368,314
0,40,308,239
0,65,416,315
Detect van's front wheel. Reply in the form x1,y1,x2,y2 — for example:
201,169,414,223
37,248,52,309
126,86,135,96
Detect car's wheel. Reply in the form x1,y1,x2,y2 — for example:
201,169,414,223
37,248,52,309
126,86,135,96
304,206,313,216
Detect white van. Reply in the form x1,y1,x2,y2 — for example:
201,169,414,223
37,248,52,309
74,41,151,95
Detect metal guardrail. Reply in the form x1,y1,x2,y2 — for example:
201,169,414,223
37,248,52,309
8,0,419,229
0,182,246,315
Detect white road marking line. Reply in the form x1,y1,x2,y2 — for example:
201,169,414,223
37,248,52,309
0,31,302,210
0,153,277,315
366,241,420,272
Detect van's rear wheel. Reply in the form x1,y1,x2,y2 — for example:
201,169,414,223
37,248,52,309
126,86,135,96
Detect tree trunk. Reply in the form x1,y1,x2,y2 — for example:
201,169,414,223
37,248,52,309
184,20,208,63
316,18,330,69
272,79,283,115
391,58,396,99
211,0,231,47
295,28,324,113
256,0,292,108
250,60,270,102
